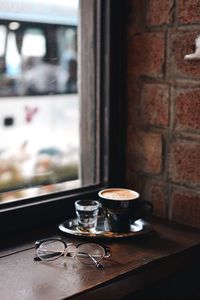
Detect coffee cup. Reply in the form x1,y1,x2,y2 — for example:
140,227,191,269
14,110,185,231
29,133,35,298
98,188,153,233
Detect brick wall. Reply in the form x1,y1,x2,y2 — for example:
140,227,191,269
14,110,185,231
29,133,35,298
126,0,200,228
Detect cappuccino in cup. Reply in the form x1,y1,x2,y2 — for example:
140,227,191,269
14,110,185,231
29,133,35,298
98,188,153,233
99,188,139,201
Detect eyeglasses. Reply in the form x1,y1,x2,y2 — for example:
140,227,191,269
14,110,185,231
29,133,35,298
34,238,112,269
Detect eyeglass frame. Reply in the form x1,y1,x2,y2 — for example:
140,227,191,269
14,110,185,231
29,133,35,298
34,238,112,269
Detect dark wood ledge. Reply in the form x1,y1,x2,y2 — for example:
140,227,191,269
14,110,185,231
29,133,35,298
1,217,200,300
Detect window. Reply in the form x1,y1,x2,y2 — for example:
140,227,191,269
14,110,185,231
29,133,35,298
0,0,126,235
0,0,79,202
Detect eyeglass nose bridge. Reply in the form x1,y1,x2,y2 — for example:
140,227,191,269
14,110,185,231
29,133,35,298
64,243,76,258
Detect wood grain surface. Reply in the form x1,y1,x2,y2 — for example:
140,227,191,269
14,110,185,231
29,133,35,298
1,217,200,300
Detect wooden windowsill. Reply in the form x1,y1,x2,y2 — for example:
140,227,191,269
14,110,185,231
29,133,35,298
1,217,200,300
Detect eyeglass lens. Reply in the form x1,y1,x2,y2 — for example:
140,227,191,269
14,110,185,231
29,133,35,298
37,240,66,261
76,243,104,265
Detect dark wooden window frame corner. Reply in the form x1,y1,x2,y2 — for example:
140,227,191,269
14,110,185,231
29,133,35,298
0,0,127,236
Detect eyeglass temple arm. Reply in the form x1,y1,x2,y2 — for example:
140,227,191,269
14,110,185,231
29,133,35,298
88,254,103,269
104,246,112,258
78,251,103,269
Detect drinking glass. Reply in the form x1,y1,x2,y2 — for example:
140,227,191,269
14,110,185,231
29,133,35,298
75,200,99,232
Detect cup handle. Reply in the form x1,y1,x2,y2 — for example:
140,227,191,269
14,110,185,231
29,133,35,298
130,200,153,219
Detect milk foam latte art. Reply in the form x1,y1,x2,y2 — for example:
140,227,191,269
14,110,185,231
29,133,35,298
99,188,139,201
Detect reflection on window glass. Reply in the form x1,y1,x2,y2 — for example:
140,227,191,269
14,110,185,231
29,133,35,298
0,25,6,56
22,29,46,57
6,31,22,78
0,0,80,203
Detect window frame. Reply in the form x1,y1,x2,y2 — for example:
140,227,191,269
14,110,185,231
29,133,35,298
0,0,127,236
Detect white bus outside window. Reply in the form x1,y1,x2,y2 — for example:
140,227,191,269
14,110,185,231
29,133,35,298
0,0,81,203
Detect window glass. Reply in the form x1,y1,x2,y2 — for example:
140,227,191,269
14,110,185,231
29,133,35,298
0,0,99,204
22,28,46,57
6,31,21,77
0,25,7,56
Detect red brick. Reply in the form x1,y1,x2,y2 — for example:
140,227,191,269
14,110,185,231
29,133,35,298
178,0,200,24
171,190,200,229
127,80,141,111
169,141,200,187
127,80,142,133
175,88,200,131
127,32,165,78
147,0,174,26
127,130,163,174
143,180,167,218
141,83,169,127
169,30,200,79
